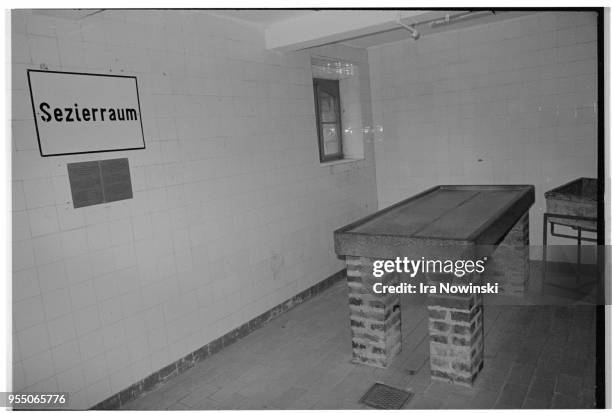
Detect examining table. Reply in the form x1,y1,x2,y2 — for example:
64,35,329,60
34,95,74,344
334,185,535,386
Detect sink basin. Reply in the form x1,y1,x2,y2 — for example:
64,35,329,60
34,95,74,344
545,178,598,231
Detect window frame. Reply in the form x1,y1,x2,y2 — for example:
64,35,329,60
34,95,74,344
313,78,343,163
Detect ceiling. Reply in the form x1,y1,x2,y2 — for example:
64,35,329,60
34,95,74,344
31,9,537,49
341,10,533,48
32,8,317,24
203,9,536,49
203,9,316,27
33,9,104,20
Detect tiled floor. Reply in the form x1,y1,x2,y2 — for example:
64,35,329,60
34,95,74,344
122,280,597,410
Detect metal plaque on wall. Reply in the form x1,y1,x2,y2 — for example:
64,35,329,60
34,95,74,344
100,158,133,202
68,158,133,208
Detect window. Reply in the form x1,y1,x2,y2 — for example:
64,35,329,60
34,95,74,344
313,78,343,162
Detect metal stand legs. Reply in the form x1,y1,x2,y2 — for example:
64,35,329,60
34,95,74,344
542,212,598,284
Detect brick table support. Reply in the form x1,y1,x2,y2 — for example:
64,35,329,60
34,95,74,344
427,292,484,386
426,213,529,386
346,256,401,368
487,212,530,296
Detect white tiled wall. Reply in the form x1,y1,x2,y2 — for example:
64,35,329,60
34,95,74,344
11,10,377,408
369,11,598,249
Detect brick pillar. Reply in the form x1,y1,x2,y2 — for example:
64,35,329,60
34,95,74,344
427,292,484,386
346,256,401,368
425,213,529,386
487,212,530,296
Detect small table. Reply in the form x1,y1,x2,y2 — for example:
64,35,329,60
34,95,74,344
543,178,598,285
334,185,534,386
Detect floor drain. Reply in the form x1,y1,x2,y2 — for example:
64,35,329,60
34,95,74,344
359,382,414,409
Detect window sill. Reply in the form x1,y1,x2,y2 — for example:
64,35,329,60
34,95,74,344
319,158,364,167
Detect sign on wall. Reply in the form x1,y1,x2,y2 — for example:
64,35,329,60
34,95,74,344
27,70,145,157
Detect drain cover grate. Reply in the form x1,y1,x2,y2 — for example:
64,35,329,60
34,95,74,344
359,382,414,409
